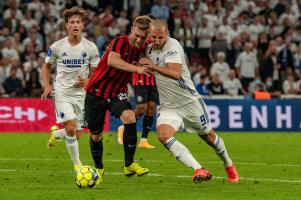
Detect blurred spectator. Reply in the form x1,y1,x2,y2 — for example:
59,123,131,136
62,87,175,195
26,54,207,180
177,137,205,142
210,52,230,84
235,42,259,91
21,9,38,32
1,38,19,61
210,31,227,63
277,36,294,75
248,75,264,96
86,14,103,38
108,20,120,38
99,5,114,27
151,0,169,21
25,68,42,97
282,73,300,94
227,35,243,68
197,17,213,69
196,75,209,96
265,76,281,98
208,73,225,96
117,9,130,30
178,18,195,61
260,40,279,82
2,66,24,97
253,83,271,99
3,8,20,34
224,69,247,96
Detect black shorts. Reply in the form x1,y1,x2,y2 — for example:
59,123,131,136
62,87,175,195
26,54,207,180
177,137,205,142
84,92,132,134
133,85,159,105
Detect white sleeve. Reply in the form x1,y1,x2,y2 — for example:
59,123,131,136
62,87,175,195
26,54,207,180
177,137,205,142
45,45,57,64
165,43,182,64
89,43,100,68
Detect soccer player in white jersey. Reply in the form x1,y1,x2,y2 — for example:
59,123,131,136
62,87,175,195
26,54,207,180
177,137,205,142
139,19,240,183
41,7,100,173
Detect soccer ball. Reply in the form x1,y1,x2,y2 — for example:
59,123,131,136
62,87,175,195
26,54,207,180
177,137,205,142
75,165,99,188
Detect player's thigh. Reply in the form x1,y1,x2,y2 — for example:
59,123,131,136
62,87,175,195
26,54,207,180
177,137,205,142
149,86,159,105
84,93,108,134
157,109,183,134
110,93,135,123
54,95,77,123
181,99,212,135
72,95,86,130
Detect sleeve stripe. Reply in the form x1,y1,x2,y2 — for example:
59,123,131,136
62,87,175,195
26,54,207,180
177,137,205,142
112,38,120,52
115,37,125,53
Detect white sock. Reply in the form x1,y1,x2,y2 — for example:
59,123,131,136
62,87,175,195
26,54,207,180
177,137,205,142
165,137,202,170
212,135,232,167
140,138,147,142
54,128,66,139
65,135,81,166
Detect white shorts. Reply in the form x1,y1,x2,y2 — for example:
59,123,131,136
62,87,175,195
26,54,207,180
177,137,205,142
54,94,85,130
157,98,212,135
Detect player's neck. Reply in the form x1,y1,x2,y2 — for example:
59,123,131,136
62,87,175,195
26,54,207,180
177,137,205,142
68,35,82,47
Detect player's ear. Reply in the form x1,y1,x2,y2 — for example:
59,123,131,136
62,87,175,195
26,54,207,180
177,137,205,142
131,26,133,33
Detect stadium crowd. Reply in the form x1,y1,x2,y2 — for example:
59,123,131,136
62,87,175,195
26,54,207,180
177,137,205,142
0,0,301,98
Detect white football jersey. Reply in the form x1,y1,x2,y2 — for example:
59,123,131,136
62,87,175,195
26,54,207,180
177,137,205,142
45,37,99,96
146,37,201,108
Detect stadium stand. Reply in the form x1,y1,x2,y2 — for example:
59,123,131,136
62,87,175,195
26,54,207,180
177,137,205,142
0,0,301,99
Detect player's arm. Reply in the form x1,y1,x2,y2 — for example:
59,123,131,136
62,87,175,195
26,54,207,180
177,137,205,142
139,58,181,80
108,51,149,75
41,62,52,99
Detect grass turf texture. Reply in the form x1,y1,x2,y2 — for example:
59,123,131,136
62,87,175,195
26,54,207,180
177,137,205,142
0,132,300,200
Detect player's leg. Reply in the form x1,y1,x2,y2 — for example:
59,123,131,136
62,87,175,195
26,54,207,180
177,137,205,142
53,95,82,171
84,93,107,183
138,100,156,148
64,119,82,172
157,110,211,183
196,98,239,183
110,94,149,176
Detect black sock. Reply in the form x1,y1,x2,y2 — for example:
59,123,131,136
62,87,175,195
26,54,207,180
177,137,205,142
142,115,154,139
89,137,103,169
123,123,137,167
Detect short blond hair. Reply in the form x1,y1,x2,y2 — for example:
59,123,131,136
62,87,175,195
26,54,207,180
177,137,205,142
63,6,87,23
133,15,152,30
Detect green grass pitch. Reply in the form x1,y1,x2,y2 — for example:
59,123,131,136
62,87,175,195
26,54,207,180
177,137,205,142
0,132,300,200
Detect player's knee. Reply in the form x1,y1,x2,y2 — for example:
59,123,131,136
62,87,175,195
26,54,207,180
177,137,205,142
90,134,103,142
200,129,216,146
147,103,157,115
136,105,147,116
65,126,76,136
120,110,136,124
157,132,170,143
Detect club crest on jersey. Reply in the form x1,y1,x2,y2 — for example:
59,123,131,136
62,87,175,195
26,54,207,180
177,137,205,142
47,48,52,57
60,112,65,119
81,52,87,58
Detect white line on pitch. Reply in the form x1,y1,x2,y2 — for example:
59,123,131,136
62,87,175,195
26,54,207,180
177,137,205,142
0,169,300,183
0,158,301,167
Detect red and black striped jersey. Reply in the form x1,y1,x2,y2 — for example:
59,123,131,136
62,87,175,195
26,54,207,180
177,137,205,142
131,38,156,87
132,73,156,86
85,35,147,99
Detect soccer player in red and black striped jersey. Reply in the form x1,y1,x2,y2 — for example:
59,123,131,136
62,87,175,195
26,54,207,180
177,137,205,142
84,16,152,176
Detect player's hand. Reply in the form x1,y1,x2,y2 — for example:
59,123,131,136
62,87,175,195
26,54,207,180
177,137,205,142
41,85,52,99
74,76,88,88
139,58,153,69
137,66,152,76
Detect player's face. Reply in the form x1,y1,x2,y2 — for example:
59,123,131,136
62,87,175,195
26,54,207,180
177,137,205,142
130,26,148,49
149,28,167,49
66,15,84,37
